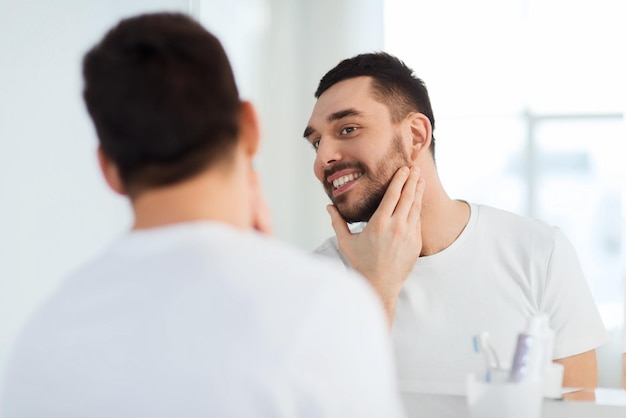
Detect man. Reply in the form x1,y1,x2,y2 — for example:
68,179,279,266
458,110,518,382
0,15,410,417
303,52,608,391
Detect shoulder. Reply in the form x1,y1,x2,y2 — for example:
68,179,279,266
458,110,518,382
473,203,560,243
464,204,575,271
222,229,374,303
226,232,389,357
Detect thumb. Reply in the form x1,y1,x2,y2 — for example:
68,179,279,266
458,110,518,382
327,205,351,242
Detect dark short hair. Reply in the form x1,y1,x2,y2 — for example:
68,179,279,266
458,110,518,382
83,13,240,195
315,52,436,156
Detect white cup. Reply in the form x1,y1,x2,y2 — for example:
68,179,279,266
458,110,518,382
543,363,564,399
466,374,543,418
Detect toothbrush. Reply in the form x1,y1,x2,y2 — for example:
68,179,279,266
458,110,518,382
473,332,502,381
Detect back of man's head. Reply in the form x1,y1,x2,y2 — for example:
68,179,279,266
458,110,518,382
83,13,240,196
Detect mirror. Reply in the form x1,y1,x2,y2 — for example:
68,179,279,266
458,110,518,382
0,0,623,397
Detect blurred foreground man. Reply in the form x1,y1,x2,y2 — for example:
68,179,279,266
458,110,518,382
1,14,409,418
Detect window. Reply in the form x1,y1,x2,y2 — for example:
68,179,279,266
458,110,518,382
385,0,625,385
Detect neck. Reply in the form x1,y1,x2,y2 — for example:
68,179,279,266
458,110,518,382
130,158,251,231
418,166,470,256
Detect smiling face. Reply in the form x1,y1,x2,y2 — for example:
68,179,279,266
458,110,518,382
304,76,411,223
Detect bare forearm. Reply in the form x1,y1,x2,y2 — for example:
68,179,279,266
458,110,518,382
554,350,599,388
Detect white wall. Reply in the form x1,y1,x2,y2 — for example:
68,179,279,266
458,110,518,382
0,0,192,383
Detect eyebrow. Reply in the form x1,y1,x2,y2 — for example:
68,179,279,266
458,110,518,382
302,108,363,139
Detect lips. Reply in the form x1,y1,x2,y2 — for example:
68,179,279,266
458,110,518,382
332,172,362,189
326,170,362,196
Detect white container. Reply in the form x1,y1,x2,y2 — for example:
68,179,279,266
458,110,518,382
543,362,564,399
466,374,543,418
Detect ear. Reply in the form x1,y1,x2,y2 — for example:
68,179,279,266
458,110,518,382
97,147,126,196
238,101,260,158
407,112,432,163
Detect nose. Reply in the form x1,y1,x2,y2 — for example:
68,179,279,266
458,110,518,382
313,138,342,183
315,137,342,168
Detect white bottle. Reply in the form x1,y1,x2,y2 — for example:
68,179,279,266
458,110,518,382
536,315,564,398
537,314,555,374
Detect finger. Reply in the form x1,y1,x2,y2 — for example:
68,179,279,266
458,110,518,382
327,205,352,242
370,166,410,222
407,177,425,226
392,167,421,221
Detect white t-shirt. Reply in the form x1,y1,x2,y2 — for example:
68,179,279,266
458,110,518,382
1,222,406,418
315,203,609,393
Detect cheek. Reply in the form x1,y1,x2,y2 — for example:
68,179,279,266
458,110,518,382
313,159,324,183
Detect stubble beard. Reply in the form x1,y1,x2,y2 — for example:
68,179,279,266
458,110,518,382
326,134,410,224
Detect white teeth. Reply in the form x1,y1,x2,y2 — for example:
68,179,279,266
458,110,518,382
332,172,361,189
